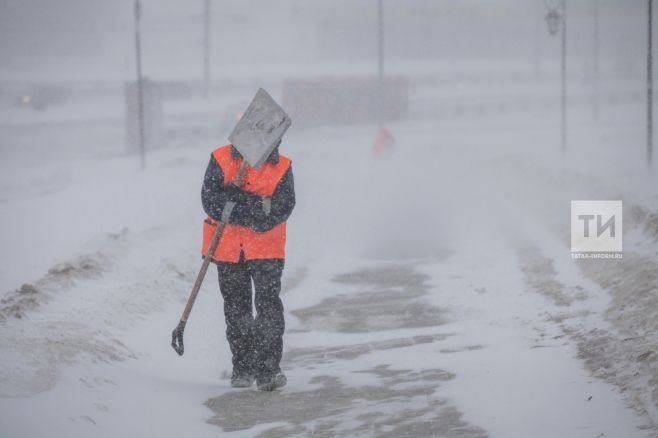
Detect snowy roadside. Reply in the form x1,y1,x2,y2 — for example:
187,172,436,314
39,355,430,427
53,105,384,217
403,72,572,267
451,102,658,433
496,159,658,433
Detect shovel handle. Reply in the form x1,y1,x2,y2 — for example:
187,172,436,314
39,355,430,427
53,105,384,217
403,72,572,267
179,161,249,323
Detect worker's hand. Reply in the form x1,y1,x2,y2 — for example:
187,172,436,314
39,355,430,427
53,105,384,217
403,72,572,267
224,184,252,204
224,185,268,227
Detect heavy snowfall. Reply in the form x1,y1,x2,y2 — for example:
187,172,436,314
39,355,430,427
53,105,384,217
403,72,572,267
0,1,657,437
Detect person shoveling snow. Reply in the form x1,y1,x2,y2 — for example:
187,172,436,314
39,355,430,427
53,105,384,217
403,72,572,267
172,89,295,391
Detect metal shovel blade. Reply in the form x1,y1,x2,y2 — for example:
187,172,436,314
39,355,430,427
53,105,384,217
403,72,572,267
228,88,292,168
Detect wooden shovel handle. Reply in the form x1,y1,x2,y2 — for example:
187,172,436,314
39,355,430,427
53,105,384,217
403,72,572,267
179,161,249,323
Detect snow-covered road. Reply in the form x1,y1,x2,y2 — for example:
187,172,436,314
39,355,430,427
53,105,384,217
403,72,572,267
1,96,656,437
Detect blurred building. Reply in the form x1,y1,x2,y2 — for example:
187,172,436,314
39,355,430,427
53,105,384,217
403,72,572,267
0,0,650,84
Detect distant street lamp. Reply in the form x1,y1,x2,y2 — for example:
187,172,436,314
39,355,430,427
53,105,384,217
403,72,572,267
203,0,211,96
545,0,567,156
647,0,654,168
134,0,146,170
371,0,396,158
592,0,600,121
377,0,384,129
545,9,560,35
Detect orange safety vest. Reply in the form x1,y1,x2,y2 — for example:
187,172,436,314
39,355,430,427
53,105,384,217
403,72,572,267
202,145,291,263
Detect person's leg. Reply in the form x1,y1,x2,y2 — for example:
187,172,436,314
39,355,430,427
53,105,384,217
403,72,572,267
216,260,255,385
247,259,285,389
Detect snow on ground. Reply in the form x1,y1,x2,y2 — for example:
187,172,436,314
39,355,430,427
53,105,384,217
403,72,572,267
0,87,657,437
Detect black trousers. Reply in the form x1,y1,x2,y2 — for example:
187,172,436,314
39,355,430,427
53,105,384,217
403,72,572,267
216,258,285,379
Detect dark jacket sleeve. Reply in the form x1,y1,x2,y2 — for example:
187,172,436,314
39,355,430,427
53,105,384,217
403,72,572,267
200,155,256,227
249,165,296,232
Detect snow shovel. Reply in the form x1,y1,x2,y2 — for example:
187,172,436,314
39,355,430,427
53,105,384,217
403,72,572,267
171,88,291,356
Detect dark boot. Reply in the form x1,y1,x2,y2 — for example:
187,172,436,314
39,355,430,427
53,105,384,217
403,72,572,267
231,369,255,388
257,370,287,391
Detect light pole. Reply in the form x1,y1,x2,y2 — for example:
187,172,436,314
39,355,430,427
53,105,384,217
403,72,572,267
545,0,567,156
592,0,599,121
203,0,211,96
134,0,146,171
371,0,395,157
377,0,384,129
648,0,654,168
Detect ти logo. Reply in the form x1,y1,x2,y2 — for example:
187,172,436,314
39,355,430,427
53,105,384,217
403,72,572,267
571,201,622,257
